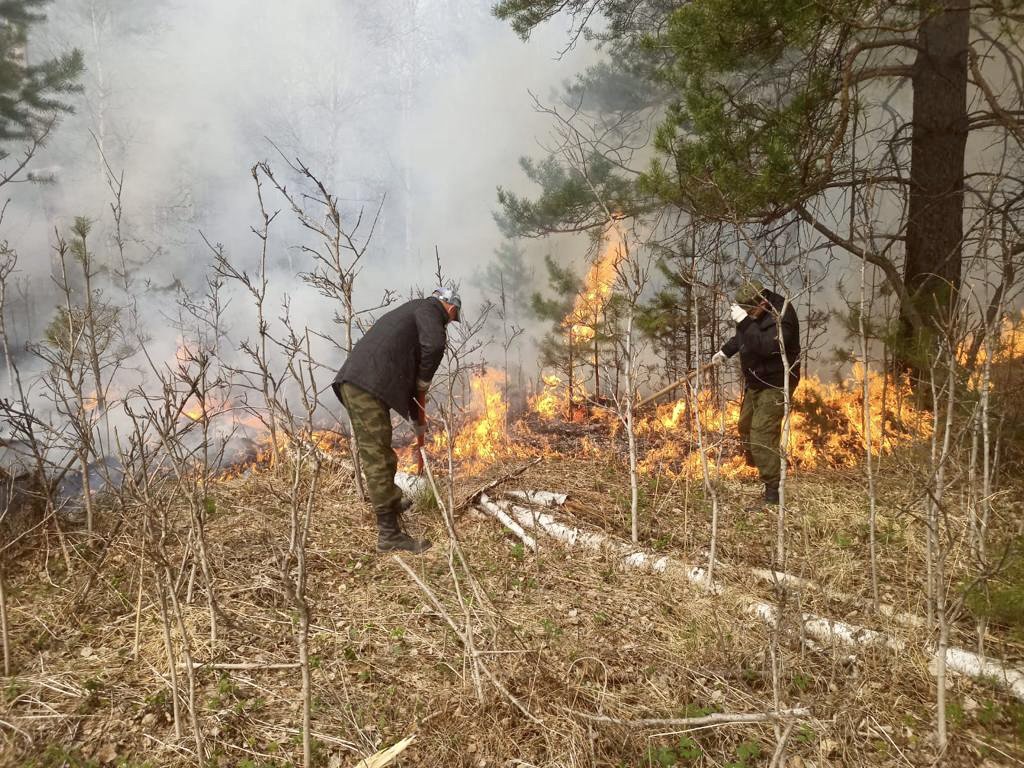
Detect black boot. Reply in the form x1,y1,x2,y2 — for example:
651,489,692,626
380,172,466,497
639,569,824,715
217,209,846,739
376,506,432,553
764,483,780,505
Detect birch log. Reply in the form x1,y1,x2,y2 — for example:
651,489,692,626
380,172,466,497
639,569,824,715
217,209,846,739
506,490,568,506
493,498,1024,702
477,494,537,551
394,471,426,498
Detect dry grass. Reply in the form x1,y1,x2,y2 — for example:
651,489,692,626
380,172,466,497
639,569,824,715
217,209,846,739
1,447,1022,768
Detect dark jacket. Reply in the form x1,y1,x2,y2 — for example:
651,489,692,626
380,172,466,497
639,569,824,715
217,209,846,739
721,290,801,391
332,297,449,419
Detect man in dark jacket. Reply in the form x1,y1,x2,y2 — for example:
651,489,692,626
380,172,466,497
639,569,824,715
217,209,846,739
711,279,801,505
333,288,462,553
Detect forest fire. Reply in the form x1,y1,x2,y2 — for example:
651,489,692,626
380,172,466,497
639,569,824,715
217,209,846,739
529,373,588,421
195,314,1019,483
631,368,931,478
417,369,534,474
531,374,564,420
565,220,626,342
444,369,509,470
523,366,932,480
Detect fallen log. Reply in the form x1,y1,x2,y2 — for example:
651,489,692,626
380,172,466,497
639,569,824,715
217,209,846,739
394,458,542,511
488,498,1024,703
454,458,542,511
742,565,926,629
394,471,426,498
499,488,925,629
506,489,568,506
475,493,536,552
477,494,537,551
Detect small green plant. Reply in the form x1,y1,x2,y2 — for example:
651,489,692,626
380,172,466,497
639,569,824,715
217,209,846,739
726,739,763,768
795,725,816,744
217,674,236,697
977,698,999,726
541,617,562,639
1008,703,1024,740
648,744,679,766
675,736,701,761
833,531,853,549
962,536,1024,641
791,672,812,692
510,542,525,560
645,735,703,766
945,700,965,729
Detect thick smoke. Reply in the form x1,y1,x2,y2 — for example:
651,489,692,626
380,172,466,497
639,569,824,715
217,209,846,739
1,0,595,393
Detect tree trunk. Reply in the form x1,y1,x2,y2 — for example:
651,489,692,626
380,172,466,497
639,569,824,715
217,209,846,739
901,0,970,367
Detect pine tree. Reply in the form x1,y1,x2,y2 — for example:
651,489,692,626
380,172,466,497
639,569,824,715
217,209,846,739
0,1,83,142
495,0,1020,379
637,259,696,386
473,239,533,325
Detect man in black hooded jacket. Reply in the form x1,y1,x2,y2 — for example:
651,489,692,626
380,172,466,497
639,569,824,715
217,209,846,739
333,288,461,553
711,279,800,505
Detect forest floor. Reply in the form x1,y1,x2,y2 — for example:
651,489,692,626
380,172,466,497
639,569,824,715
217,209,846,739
1,446,1023,768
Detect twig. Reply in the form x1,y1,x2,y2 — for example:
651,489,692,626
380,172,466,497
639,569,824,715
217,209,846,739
453,457,541,512
574,707,811,728
391,555,542,724
769,721,796,768
184,662,301,671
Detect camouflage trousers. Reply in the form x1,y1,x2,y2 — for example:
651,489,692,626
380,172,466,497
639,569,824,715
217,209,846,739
737,386,789,489
340,383,403,513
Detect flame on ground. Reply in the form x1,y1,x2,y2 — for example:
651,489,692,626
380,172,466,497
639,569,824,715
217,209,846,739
425,370,537,475
634,367,932,478
189,310,1023,482
529,373,589,422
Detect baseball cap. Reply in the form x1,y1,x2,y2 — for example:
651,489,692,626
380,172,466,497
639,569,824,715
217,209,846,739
432,287,462,322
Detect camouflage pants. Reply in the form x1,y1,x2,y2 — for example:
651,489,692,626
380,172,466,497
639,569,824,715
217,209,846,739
737,386,788,489
340,383,402,513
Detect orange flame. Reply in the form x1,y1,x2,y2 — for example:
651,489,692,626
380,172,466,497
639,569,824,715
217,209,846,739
437,370,517,473
564,219,627,343
529,373,588,421
634,368,932,478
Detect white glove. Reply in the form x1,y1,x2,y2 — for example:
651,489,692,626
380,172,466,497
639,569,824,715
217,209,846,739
730,303,747,324
711,350,727,366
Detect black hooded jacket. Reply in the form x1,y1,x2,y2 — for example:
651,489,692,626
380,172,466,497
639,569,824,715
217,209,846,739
332,297,449,419
721,290,801,391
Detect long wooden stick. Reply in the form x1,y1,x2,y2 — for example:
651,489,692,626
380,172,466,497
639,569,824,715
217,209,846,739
575,707,811,728
636,363,715,411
